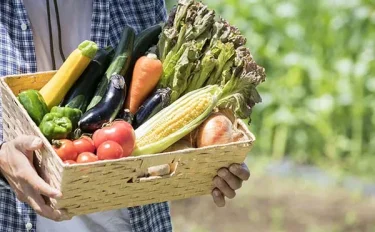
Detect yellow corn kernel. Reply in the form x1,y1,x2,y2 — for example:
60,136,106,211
136,94,211,147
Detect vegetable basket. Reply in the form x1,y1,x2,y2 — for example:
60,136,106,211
0,71,255,217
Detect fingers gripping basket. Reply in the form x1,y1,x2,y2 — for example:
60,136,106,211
0,71,255,217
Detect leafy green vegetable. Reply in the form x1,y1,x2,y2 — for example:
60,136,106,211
170,41,201,102
217,46,266,118
205,41,235,85
159,0,266,120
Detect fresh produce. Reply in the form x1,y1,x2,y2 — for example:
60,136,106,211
125,23,162,84
17,0,266,166
125,53,163,115
40,40,98,110
52,139,78,161
158,0,215,62
50,106,82,130
17,89,49,125
157,0,216,101
79,74,127,132
76,152,98,163
196,112,245,148
97,140,124,160
133,87,171,129
61,47,114,112
87,26,135,110
92,120,135,157
73,136,96,154
156,0,265,120
39,113,72,140
215,47,265,119
132,85,221,156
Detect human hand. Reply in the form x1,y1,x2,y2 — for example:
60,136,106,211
212,163,250,207
0,135,66,221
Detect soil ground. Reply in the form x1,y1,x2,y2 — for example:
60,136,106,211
170,162,375,232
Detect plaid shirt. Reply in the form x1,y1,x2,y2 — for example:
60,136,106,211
0,0,172,231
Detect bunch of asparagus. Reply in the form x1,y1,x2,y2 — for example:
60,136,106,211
156,0,266,120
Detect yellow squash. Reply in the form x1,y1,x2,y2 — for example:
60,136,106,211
39,40,98,110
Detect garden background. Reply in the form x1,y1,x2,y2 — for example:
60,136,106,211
164,0,375,231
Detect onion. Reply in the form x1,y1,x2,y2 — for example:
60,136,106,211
197,112,245,148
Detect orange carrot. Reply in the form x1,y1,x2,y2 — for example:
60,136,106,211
125,53,163,114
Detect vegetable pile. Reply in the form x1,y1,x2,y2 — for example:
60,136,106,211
17,0,266,165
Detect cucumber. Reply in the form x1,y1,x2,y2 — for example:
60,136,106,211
60,47,114,112
133,24,162,62
125,24,162,86
86,25,135,111
18,90,49,126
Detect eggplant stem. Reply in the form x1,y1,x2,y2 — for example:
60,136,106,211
81,133,93,138
73,128,83,140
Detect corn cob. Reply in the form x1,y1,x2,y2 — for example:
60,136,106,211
132,85,221,156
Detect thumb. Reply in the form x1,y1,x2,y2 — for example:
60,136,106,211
14,135,43,152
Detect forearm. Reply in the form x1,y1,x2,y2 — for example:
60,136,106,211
0,141,9,187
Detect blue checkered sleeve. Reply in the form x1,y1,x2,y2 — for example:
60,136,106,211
0,186,36,232
155,0,169,23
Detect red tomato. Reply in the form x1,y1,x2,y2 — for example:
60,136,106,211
97,141,124,160
64,160,76,165
73,136,96,154
53,139,78,161
76,152,98,163
92,120,135,157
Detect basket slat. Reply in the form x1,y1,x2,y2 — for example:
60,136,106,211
0,71,254,217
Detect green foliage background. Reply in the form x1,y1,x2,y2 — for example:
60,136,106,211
165,0,375,179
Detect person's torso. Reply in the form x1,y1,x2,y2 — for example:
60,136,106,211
0,1,171,232
23,0,93,72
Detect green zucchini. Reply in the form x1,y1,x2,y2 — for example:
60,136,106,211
86,25,135,111
125,24,162,85
60,47,114,112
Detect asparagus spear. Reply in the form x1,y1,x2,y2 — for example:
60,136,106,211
184,51,217,93
158,0,193,61
157,7,178,61
160,0,215,64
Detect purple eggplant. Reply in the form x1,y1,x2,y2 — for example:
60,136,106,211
133,87,171,128
78,74,126,132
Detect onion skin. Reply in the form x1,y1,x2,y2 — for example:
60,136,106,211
197,112,235,148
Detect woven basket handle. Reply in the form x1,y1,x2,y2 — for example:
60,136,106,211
131,156,181,183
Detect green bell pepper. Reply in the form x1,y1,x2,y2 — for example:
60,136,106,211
50,106,82,129
39,113,72,140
